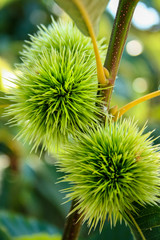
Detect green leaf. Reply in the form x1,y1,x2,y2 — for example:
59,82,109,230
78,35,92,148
0,0,14,9
0,226,12,240
14,234,61,240
128,203,160,240
0,212,60,237
54,0,109,36
88,221,133,240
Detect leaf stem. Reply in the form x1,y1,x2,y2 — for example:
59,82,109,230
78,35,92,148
103,0,139,108
118,90,160,118
73,0,107,85
62,200,83,240
127,211,146,240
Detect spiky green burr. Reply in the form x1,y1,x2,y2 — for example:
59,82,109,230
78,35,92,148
58,118,160,231
5,20,106,152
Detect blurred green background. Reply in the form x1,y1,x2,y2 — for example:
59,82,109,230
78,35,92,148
0,0,159,239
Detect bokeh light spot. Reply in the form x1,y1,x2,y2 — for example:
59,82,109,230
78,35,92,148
133,3,160,30
126,40,143,56
106,1,160,30
132,77,148,93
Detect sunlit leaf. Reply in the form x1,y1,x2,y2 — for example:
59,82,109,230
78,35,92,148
0,0,14,10
14,234,61,240
54,0,108,85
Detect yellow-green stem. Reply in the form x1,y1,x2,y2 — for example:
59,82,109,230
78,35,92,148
73,0,107,85
118,90,160,118
127,211,146,240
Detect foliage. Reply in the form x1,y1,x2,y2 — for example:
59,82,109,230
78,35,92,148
0,0,160,240
54,0,109,36
15,234,61,240
15,235,61,240
0,211,60,240
0,226,11,240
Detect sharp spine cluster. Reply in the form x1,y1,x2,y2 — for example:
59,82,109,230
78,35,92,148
58,118,160,231
5,20,106,152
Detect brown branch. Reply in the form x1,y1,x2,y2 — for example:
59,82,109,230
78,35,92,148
103,0,139,108
62,200,83,240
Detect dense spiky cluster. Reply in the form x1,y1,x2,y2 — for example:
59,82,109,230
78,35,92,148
58,119,160,230
6,20,106,152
